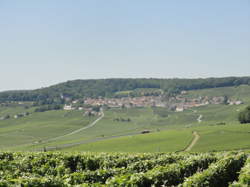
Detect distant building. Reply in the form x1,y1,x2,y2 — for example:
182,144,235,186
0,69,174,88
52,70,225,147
229,100,243,105
14,114,25,119
63,105,74,110
181,91,187,95
176,106,184,112
235,101,243,105
72,100,78,104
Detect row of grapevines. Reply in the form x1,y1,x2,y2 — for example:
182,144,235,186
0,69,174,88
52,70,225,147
181,153,247,187
58,154,186,185
3,152,246,186
126,153,185,172
230,157,250,186
106,154,217,186
0,152,183,173
0,152,163,174
93,152,181,169
0,152,186,185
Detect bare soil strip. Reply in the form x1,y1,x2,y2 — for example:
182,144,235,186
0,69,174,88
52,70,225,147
197,115,203,123
185,131,200,151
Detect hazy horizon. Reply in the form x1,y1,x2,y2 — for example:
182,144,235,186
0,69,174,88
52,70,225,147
0,1,249,91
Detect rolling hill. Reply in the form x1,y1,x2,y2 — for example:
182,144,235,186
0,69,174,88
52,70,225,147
0,77,250,104
0,83,249,152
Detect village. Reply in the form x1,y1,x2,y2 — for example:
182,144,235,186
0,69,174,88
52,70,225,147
63,91,243,114
0,91,243,120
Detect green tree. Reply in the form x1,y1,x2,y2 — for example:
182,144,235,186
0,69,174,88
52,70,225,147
238,106,250,124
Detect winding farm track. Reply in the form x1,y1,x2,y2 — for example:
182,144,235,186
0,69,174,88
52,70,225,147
8,110,105,149
43,132,141,151
197,114,203,123
184,131,200,151
43,109,105,143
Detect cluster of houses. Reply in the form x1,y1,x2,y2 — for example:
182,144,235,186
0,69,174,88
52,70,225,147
84,96,165,108
63,105,76,111
62,93,243,113
174,96,243,112
83,108,102,116
228,100,243,105
0,112,30,120
14,112,30,119
174,96,223,112
63,104,102,116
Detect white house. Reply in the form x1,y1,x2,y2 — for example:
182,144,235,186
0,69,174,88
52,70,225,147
63,105,74,110
176,107,184,112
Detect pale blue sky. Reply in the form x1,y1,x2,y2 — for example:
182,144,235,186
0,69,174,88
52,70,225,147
0,0,249,91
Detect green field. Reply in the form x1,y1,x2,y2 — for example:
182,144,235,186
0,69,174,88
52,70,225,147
0,85,250,152
192,124,250,151
65,129,193,152
65,123,250,152
0,109,97,149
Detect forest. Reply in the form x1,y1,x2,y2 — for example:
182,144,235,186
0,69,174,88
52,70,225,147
0,76,250,104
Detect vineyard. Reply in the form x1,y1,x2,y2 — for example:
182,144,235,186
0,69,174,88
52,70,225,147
0,152,249,186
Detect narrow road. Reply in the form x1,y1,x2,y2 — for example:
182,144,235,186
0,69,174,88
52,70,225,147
7,110,105,149
197,114,202,123
185,131,200,151
43,109,104,143
40,131,141,151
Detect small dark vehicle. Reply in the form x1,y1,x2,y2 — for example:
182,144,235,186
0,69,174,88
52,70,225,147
141,130,150,134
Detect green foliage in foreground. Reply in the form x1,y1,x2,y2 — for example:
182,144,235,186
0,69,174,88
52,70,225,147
230,157,250,186
182,153,247,187
0,151,249,186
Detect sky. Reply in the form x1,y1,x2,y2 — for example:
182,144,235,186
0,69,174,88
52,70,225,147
0,0,249,91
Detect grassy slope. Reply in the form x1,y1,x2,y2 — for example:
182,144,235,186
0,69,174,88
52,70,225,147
14,108,161,151
0,85,250,152
61,85,250,152
65,129,193,152
192,124,250,151
30,106,203,150
67,123,250,153
0,110,96,149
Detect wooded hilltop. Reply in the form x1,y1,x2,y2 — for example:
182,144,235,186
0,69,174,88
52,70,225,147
0,77,250,104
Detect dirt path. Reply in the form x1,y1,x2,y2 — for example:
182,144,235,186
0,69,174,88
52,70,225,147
184,131,200,151
43,109,105,143
197,114,202,123
8,110,105,149
40,132,141,151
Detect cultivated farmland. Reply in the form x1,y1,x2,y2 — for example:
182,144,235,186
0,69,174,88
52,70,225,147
0,151,249,186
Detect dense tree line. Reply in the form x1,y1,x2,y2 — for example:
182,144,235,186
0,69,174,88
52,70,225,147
0,77,250,104
34,104,62,112
238,106,250,124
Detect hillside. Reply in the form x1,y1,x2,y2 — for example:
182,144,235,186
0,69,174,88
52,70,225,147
0,85,249,152
0,77,250,104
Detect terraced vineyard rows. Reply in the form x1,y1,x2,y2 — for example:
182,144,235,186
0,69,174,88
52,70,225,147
0,151,249,186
